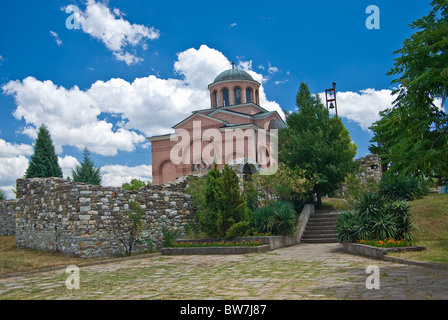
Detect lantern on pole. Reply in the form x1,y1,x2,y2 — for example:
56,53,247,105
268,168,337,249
325,82,338,118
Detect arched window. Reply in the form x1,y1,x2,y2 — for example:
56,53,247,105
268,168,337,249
223,88,229,106
255,90,259,105
213,90,218,108
234,87,241,105
246,88,252,103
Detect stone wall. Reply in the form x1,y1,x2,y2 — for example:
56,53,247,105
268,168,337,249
0,200,16,236
14,176,195,258
357,154,382,184
335,154,382,197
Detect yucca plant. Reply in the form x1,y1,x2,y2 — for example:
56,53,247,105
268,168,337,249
379,175,428,201
336,190,415,244
354,191,387,219
253,201,297,236
335,211,358,243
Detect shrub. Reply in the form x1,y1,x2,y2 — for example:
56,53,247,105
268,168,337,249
188,165,250,238
225,220,252,240
378,175,428,201
335,192,414,243
253,201,297,236
161,225,180,248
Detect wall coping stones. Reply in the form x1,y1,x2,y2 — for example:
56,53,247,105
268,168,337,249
343,243,426,260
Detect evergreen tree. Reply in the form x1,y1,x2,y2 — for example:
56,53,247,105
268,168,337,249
25,124,63,178
72,147,102,185
279,82,357,208
197,164,249,238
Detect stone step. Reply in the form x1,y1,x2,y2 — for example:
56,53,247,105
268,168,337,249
307,215,339,222
302,232,337,238
302,239,338,243
301,211,340,244
304,225,335,231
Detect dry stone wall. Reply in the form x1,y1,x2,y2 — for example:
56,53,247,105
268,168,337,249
357,154,382,184
14,176,195,258
0,200,16,236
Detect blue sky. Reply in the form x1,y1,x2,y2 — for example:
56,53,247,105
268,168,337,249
0,0,443,198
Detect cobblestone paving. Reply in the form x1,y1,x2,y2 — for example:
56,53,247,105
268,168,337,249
1,243,447,300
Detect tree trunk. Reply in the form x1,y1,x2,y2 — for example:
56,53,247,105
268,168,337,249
316,187,322,209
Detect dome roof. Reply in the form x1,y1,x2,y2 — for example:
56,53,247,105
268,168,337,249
268,119,288,130
213,68,255,83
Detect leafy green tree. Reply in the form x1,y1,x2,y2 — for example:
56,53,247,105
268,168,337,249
388,0,448,107
0,190,6,200
122,179,150,190
371,0,448,182
279,82,357,208
192,164,250,238
72,147,102,185
25,124,63,178
244,163,316,212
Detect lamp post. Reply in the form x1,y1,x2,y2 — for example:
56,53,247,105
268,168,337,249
325,82,338,118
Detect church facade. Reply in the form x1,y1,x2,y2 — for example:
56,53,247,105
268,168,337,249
148,67,286,185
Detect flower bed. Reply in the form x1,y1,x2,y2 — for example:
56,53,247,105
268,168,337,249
356,238,413,248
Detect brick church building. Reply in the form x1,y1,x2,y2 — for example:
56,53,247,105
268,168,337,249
148,66,286,185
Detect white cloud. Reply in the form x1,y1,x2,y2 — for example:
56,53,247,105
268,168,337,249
58,155,80,179
274,80,288,85
65,0,159,65
174,45,231,89
2,77,146,156
0,55,4,66
113,51,143,65
101,164,152,187
230,22,237,28
317,88,446,131
0,139,33,158
50,31,63,46
0,139,33,199
268,66,279,74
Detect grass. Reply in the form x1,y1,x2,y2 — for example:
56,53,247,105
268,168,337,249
320,197,346,212
0,236,158,276
385,193,448,264
0,236,102,276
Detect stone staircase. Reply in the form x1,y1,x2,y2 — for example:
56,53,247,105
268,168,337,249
301,211,340,243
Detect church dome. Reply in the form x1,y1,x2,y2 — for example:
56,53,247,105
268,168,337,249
213,68,255,83
268,119,288,130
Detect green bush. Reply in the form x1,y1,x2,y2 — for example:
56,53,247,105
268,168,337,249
253,201,297,236
225,220,253,240
378,175,428,201
335,191,414,243
187,165,250,238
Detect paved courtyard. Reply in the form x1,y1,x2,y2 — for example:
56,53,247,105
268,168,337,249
0,243,447,300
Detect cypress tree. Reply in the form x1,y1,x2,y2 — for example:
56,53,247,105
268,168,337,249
72,147,102,185
25,124,63,178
